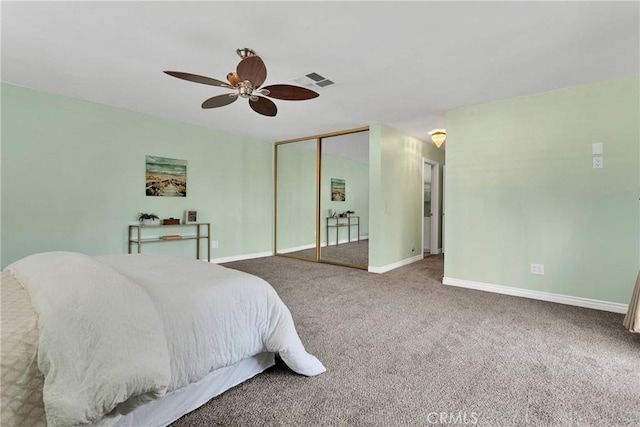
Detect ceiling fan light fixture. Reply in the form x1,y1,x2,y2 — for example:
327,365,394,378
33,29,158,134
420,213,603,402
227,72,241,86
429,129,446,148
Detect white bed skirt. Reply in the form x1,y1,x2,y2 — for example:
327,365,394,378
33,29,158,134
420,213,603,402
97,352,275,427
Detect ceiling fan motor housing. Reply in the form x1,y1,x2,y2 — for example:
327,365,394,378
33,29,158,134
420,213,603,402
238,81,254,98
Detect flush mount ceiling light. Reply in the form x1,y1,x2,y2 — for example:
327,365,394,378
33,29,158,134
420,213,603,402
429,129,446,148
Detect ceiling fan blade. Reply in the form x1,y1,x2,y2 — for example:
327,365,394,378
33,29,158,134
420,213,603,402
201,93,238,109
261,84,319,100
236,56,267,88
249,96,277,117
164,71,234,89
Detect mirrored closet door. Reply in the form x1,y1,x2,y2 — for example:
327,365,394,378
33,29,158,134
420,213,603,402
275,127,369,270
319,132,369,268
275,138,318,261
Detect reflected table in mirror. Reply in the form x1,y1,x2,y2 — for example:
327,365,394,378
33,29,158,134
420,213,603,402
325,216,359,246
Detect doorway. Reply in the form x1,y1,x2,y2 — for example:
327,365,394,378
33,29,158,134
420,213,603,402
423,159,440,254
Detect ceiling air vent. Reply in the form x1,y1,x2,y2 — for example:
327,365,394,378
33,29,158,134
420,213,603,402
290,72,335,89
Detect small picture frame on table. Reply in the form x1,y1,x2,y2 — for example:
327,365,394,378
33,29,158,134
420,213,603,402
184,210,198,224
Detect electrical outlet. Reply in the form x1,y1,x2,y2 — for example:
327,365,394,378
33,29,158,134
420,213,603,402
530,263,544,275
212,240,219,249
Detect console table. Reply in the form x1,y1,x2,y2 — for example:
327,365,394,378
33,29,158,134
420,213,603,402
326,216,359,246
128,223,210,261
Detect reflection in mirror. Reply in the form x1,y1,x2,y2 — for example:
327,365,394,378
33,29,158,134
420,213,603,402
320,131,369,268
275,139,317,261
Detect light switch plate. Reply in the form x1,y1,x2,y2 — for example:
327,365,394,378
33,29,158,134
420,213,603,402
592,142,603,155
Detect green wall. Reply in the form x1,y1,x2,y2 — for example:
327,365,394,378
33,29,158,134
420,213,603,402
445,76,639,304
370,124,426,268
1,84,273,267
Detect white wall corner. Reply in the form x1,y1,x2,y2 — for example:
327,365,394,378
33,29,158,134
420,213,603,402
368,254,424,274
442,277,628,314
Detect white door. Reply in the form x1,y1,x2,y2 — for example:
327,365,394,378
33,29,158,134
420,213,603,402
423,217,431,251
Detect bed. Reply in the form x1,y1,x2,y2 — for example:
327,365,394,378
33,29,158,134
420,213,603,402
1,251,325,427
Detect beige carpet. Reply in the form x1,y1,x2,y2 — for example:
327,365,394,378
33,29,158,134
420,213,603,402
171,255,640,427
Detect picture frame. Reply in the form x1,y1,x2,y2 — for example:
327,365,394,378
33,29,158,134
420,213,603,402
331,178,346,201
145,156,187,197
184,210,198,224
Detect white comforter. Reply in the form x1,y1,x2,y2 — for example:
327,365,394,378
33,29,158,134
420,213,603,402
5,252,325,427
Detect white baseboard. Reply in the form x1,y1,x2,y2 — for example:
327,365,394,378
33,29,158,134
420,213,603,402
369,254,423,274
429,248,442,255
442,277,628,314
211,251,273,264
277,244,315,254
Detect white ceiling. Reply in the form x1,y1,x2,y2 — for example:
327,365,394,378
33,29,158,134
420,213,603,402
2,1,638,144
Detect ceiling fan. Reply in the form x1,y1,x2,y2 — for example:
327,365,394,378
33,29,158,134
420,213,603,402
164,48,319,117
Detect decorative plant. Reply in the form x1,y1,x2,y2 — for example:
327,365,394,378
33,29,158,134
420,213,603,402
137,213,159,221
346,210,355,215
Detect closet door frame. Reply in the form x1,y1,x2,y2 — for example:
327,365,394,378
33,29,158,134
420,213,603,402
274,125,369,269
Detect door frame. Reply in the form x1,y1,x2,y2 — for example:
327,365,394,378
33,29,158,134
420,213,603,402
422,158,440,255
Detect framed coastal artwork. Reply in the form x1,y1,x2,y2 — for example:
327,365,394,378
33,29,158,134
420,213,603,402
331,178,345,201
145,156,187,197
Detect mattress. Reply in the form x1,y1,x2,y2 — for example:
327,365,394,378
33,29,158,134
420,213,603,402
1,270,275,427
0,271,46,427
